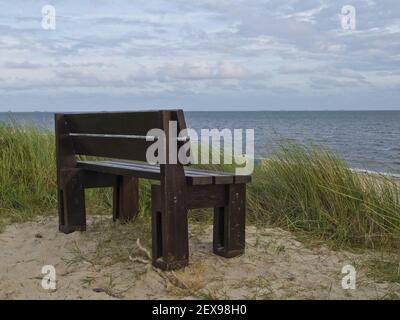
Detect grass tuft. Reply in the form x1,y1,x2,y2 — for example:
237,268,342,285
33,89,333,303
365,255,400,284
248,142,400,248
0,123,56,225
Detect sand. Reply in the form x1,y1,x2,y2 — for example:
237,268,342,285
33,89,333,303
0,216,399,300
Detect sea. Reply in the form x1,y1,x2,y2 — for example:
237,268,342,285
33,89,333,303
1,111,399,175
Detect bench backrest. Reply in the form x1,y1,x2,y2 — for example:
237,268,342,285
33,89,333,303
55,109,189,165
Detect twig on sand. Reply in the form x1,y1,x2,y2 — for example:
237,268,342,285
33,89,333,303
128,256,149,264
128,239,151,264
136,238,151,260
129,238,189,290
129,238,152,264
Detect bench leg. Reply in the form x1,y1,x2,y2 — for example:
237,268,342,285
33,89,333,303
151,184,189,270
213,183,246,258
113,176,139,222
58,169,86,234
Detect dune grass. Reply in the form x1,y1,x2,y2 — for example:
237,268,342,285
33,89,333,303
0,124,56,225
0,123,116,228
248,143,400,248
364,254,400,285
1,123,399,249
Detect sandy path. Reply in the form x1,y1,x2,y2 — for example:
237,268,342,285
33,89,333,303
0,217,398,300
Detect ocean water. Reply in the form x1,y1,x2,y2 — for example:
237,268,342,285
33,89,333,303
1,111,399,174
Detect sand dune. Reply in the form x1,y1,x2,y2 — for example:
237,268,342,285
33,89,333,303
0,217,398,300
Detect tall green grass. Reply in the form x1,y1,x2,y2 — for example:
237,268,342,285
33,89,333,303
248,142,400,248
0,123,114,226
0,124,56,223
1,123,399,248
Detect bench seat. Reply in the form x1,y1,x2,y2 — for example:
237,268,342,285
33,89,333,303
77,160,251,185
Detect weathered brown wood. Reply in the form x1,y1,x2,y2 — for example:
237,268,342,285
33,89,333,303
72,136,154,162
65,111,162,136
55,114,84,233
151,184,162,266
185,175,213,185
82,171,117,188
55,114,77,170
59,168,86,233
213,183,246,258
212,174,234,184
151,166,189,270
185,166,251,184
77,161,160,180
151,167,189,271
234,175,252,184
185,184,226,209
113,176,139,222
77,160,247,185
152,110,189,270
188,168,251,184
175,109,187,132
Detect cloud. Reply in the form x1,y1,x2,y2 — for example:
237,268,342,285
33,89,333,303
309,75,372,91
3,61,42,69
153,61,259,81
284,4,328,24
0,0,399,110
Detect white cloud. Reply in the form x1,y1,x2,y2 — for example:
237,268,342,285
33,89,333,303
0,0,399,110
284,4,327,24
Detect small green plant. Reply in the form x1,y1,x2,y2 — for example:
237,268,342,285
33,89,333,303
366,255,400,283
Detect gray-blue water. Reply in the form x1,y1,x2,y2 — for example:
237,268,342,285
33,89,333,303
1,111,399,174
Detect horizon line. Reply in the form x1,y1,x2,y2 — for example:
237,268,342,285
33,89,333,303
2,109,400,113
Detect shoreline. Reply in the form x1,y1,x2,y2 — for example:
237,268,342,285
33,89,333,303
351,168,400,180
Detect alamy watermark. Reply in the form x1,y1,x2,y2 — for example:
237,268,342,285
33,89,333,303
341,264,356,290
41,265,56,290
145,121,254,175
41,5,56,30
340,5,356,31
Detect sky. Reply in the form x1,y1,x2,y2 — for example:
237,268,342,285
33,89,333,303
0,0,399,111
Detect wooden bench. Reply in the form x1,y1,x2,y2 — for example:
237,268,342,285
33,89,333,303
55,110,251,270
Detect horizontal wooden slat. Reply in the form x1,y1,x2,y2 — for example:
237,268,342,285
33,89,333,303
185,175,213,185
61,111,162,136
234,175,252,184
189,169,251,184
212,174,234,184
185,184,226,208
76,160,250,185
185,167,235,184
72,136,153,162
105,161,213,185
82,171,117,188
152,183,226,209
77,161,160,180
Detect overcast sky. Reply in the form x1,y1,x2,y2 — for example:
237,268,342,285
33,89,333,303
0,0,399,111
